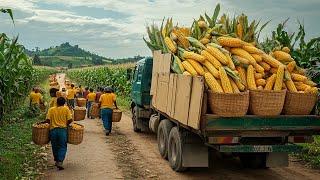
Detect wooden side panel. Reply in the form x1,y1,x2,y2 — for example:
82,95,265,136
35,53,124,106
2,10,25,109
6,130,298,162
151,73,159,108
161,53,171,74
150,50,162,95
166,74,178,117
173,75,192,125
188,76,204,130
156,73,170,113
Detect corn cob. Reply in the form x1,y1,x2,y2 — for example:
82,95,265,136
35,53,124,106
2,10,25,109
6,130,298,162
164,37,177,53
304,80,317,87
256,79,266,87
206,46,229,65
181,61,198,76
273,65,285,91
247,65,257,90
224,52,236,70
254,63,264,73
291,73,308,82
242,41,254,47
229,78,240,93
219,67,233,93
174,55,185,72
287,61,296,72
201,50,222,69
175,30,190,49
242,46,264,54
258,62,271,71
217,79,222,87
198,20,208,28
202,60,220,78
234,79,246,91
305,87,318,94
200,38,210,45
187,59,205,75
262,53,282,68
251,54,263,63
204,72,224,93
296,83,311,91
236,23,243,40
217,37,244,47
273,50,293,62
236,66,247,86
254,73,264,79
233,55,249,65
183,71,191,76
282,47,290,53
285,79,298,92
264,74,277,90
183,51,205,63
231,48,256,65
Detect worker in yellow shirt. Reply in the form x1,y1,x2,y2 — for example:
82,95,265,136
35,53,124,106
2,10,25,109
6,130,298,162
76,85,83,98
49,88,59,108
66,84,76,109
99,87,117,136
43,97,73,170
86,88,96,119
29,88,43,114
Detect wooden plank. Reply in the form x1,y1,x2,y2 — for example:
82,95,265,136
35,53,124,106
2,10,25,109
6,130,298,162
166,74,177,117
188,76,204,130
156,73,170,113
162,53,171,74
151,73,158,107
173,75,192,125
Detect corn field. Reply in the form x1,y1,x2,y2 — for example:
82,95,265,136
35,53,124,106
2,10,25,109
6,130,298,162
67,66,131,96
0,33,57,120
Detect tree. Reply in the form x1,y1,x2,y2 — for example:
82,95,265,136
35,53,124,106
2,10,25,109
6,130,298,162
68,62,73,69
33,54,41,65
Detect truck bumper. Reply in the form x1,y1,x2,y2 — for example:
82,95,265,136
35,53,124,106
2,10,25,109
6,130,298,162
213,144,303,153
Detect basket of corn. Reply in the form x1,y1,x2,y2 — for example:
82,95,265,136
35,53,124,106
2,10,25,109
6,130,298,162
68,123,84,145
32,122,50,145
90,102,100,118
74,106,86,121
112,109,122,122
76,98,87,107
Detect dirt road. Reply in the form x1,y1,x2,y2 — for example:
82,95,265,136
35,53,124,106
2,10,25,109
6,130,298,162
45,73,320,179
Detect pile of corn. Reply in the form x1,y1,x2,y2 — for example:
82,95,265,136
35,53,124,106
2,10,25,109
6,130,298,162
74,106,86,110
70,123,84,130
33,123,50,129
152,5,318,95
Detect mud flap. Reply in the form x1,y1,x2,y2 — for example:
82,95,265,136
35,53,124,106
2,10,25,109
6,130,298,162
266,152,288,168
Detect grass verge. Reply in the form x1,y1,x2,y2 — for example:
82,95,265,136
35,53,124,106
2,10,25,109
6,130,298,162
295,136,320,168
0,78,51,179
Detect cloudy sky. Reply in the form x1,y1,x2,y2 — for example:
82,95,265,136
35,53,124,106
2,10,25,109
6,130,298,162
1,0,320,58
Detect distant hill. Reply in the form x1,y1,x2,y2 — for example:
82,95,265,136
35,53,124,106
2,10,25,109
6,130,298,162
26,42,144,68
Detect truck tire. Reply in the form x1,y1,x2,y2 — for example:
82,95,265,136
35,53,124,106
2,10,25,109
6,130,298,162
157,119,173,159
168,127,187,172
239,153,267,169
132,106,141,132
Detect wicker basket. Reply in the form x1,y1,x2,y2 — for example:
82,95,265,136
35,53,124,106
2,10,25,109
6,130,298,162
208,91,249,117
76,98,87,107
32,123,50,145
90,103,100,118
74,107,86,121
112,109,122,122
283,92,318,115
249,90,286,116
68,123,84,145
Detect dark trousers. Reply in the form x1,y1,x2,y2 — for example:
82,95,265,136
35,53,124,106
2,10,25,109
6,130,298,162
50,128,67,162
101,108,113,131
67,99,75,109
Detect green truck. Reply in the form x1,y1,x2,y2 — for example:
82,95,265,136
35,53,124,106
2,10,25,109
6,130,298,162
130,57,320,172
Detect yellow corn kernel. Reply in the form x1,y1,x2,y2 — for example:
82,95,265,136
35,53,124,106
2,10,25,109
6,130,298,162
304,80,317,87
254,73,264,79
285,79,298,92
204,72,224,93
256,79,266,87
231,48,256,65
217,37,244,47
296,83,311,91
236,66,247,86
282,47,290,53
164,37,177,53
225,52,236,70
287,61,296,72
273,50,293,62
264,74,277,90
254,63,264,73
262,53,282,68
181,61,198,76
219,67,233,93
202,60,220,79
233,55,250,65
206,46,229,65
242,46,264,54
291,73,308,82
229,77,240,93
251,54,263,62
258,62,271,71
200,38,210,45
187,59,205,75
270,67,278,74
273,65,285,91
183,51,205,63
247,65,257,90
201,50,222,69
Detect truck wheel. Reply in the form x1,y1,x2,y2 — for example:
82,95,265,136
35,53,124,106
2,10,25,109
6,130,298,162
239,153,267,169
157,119,173,159
132,106,141,132
168,127,187,172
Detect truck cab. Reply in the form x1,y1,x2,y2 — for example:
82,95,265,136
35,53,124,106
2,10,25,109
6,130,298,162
130,57,153,132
